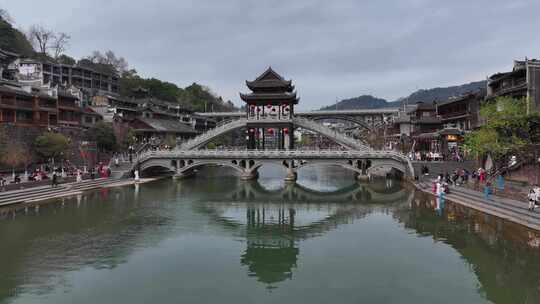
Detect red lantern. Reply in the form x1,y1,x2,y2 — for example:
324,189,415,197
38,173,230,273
267,128,273,134
283,128,289,134
249,128,255,133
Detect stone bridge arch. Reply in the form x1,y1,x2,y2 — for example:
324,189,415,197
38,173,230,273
310,116,374,132
180,117,371,151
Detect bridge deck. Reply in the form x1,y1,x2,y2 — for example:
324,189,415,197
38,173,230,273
139,149,408,160
195,108,400,118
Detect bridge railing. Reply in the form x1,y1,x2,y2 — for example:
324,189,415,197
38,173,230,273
137,148,410,162
179,118,246,150
293,117,371,151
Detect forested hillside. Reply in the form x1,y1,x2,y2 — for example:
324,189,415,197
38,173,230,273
320,81,486,110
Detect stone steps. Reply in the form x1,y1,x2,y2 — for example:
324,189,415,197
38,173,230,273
417,182,540,228
0,178,116,206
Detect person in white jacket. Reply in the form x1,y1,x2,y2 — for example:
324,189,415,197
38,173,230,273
528,188,536,211
534,185,540,209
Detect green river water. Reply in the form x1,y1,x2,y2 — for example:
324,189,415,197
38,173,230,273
0,166,539,304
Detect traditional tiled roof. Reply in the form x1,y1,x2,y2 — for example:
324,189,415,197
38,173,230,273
239,92,298,102
0,81,32,97
244,67,295,95
438,128,463,136
133,118,197,134
437,91,485,107
57,89,79,99
82,107,102,117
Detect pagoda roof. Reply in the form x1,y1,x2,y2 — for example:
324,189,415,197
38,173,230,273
240,92,299,104
246,67,294,92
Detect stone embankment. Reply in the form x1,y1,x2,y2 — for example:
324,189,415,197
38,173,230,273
416,181,540,231
0,178,155,207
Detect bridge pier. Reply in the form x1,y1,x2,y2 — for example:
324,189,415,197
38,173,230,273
355,173,370,182
284,167,297,182
240,170,259,181
173,169,195,180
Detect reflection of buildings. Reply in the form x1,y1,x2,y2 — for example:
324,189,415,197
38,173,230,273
194,180,409,288
394,191,540,304
241,207,299,286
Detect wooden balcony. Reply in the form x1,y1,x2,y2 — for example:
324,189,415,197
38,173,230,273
58,100,80,110
16,99,35,110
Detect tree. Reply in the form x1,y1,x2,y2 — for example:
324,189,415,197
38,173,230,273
0,8,13,24
164,134,177,149
0,14,34,57
56,54,76,65
51,32,70,59
464,97,539,169
86,50,128,74
0,128,5,157
34,132,70,162
26,24,55,55
121,128,137,149
1,143,31,174
87,122,117,152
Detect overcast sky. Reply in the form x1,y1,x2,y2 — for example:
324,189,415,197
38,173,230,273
2,0,540,110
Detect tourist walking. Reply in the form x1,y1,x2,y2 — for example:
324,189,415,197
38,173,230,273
528,188,536,211
534,185,540,210
51,171,58,188
483,182,492,201
0,174,5,191
76,169,82,183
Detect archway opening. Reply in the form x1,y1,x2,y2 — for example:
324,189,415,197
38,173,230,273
296,164,357,192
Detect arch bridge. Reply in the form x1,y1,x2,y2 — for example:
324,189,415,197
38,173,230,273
196,108,399,131
135,149,414,181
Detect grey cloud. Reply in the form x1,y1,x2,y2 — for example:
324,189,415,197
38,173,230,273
2,0,540,109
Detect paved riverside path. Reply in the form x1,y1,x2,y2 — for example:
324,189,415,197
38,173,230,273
0,178,155,207
416,181,540,231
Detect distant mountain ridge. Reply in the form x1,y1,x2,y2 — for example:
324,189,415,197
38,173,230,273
320,81,487,110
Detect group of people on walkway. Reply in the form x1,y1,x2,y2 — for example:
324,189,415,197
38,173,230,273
528,185,540,212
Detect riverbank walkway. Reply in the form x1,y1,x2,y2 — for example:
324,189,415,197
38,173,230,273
417,181,540,231
0,178,154,207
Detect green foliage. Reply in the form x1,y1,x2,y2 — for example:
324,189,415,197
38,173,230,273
86,122,117,152
56,54,76,65
34,132,70,161
1,142,31,169
121,128,137,149
119,70,236,112
0,17,34,57
464,97,538,162
164,135,177,149
299,135,312,146
0,128,5,156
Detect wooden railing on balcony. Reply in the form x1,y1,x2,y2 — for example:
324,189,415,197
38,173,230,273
58,100,79,109
439,111,468,119
16,99,34,109
38,100,57,109
0,97,15,106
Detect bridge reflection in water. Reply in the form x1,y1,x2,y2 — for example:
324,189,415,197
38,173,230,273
1,177,540,303
190,179,412,288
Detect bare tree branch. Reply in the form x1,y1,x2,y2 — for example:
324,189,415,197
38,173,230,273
0,8,14,24
51,32,71,59
86,50,129,74
26,24,56,55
